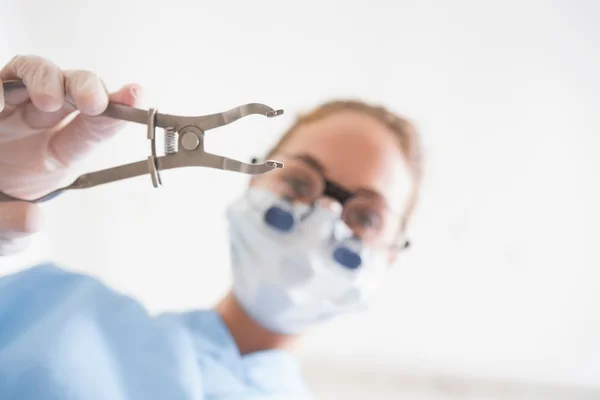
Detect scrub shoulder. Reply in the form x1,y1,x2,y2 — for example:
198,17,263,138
0,264,314,400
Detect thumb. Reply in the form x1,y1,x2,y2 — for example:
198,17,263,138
49,83,143,167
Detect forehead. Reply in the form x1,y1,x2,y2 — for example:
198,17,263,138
275,110,413,214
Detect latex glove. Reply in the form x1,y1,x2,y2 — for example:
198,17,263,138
0,55,142,255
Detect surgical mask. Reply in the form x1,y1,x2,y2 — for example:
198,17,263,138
225,187,389,335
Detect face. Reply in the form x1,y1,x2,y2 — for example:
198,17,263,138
226,110,416,333
252,110,414,262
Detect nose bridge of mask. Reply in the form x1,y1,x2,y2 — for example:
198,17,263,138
295,209,366,270
298,204,368,270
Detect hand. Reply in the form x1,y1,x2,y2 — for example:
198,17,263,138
0,55,142,255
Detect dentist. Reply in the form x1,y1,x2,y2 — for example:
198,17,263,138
0,55,423,399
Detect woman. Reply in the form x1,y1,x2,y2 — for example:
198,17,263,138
0,55,423,399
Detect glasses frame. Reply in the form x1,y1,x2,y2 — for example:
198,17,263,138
251,153,411,252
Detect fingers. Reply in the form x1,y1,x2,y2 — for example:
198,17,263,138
63,69,110,116
48,83,142,166
1,55,114,118
0,55,65,112
0,54,144,167
0,202,44,256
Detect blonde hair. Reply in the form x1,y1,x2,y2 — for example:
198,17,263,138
266,99,424,232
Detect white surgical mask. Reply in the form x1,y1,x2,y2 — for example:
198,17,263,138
225,187,389,335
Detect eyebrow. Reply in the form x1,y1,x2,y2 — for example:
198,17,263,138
296,154,326,174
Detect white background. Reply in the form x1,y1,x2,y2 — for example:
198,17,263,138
1,1,599,398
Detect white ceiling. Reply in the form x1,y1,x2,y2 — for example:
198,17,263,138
1,0,599,391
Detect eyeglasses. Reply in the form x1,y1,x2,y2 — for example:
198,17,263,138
250,154,410,251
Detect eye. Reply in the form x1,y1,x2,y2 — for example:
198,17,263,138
284,176,314,198
345,209,381,230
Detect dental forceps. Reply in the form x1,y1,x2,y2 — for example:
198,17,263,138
0,80,284,203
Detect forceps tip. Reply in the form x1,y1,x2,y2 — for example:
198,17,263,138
265,160,284,169
266,109,284,118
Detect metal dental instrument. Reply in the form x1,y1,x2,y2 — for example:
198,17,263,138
0,80,284,203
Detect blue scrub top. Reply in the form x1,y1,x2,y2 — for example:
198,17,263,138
0,264,313,400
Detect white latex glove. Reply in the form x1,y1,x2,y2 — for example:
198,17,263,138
0,55,142,255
